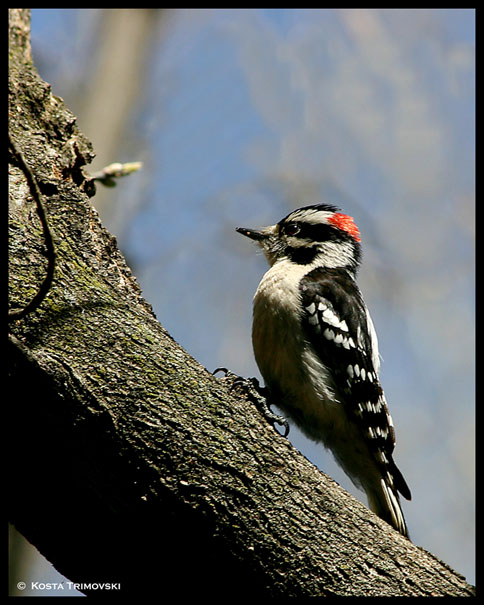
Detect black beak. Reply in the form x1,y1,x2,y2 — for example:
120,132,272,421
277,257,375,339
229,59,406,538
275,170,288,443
236,227,267,241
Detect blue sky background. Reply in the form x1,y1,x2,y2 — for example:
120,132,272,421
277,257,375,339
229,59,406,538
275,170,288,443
14,8,475,595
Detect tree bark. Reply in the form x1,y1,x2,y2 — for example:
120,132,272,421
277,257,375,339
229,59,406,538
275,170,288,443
8,9,474,597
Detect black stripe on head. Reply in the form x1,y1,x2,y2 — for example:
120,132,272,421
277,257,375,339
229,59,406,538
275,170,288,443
280,204,341,223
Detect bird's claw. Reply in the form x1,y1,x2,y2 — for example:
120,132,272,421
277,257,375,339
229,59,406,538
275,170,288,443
213,367,289,437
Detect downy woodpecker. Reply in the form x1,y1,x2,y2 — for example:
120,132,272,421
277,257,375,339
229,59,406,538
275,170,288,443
237,204,411,537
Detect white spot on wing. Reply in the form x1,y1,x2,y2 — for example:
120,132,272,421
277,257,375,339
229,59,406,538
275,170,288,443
339,320,349,332
377,450,388,464
322,308,337,323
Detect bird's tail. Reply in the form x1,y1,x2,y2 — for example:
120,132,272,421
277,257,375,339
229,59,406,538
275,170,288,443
366,474,411,538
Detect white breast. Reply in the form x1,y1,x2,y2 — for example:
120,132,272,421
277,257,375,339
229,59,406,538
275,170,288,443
251,259,343,442
252,259,306,389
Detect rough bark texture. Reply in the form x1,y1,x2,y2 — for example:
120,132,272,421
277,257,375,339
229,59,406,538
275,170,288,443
8,9,474,597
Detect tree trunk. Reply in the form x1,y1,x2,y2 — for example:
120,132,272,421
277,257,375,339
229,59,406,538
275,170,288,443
8,9,474,597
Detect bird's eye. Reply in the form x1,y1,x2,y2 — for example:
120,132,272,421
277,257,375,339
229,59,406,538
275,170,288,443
284,222,300,236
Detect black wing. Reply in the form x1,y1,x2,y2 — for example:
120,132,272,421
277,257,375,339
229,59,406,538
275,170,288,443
299,267,411,500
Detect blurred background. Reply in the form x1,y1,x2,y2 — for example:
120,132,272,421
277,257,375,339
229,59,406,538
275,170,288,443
10,8,474,596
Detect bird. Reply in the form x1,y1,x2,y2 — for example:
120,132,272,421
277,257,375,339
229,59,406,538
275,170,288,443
236,203,411,537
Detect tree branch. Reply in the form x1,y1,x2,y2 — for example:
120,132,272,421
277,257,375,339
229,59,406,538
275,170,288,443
8,133,56,321
8,9,474,597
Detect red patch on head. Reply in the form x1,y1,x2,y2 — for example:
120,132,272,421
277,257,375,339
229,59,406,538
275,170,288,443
328,212,361,242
